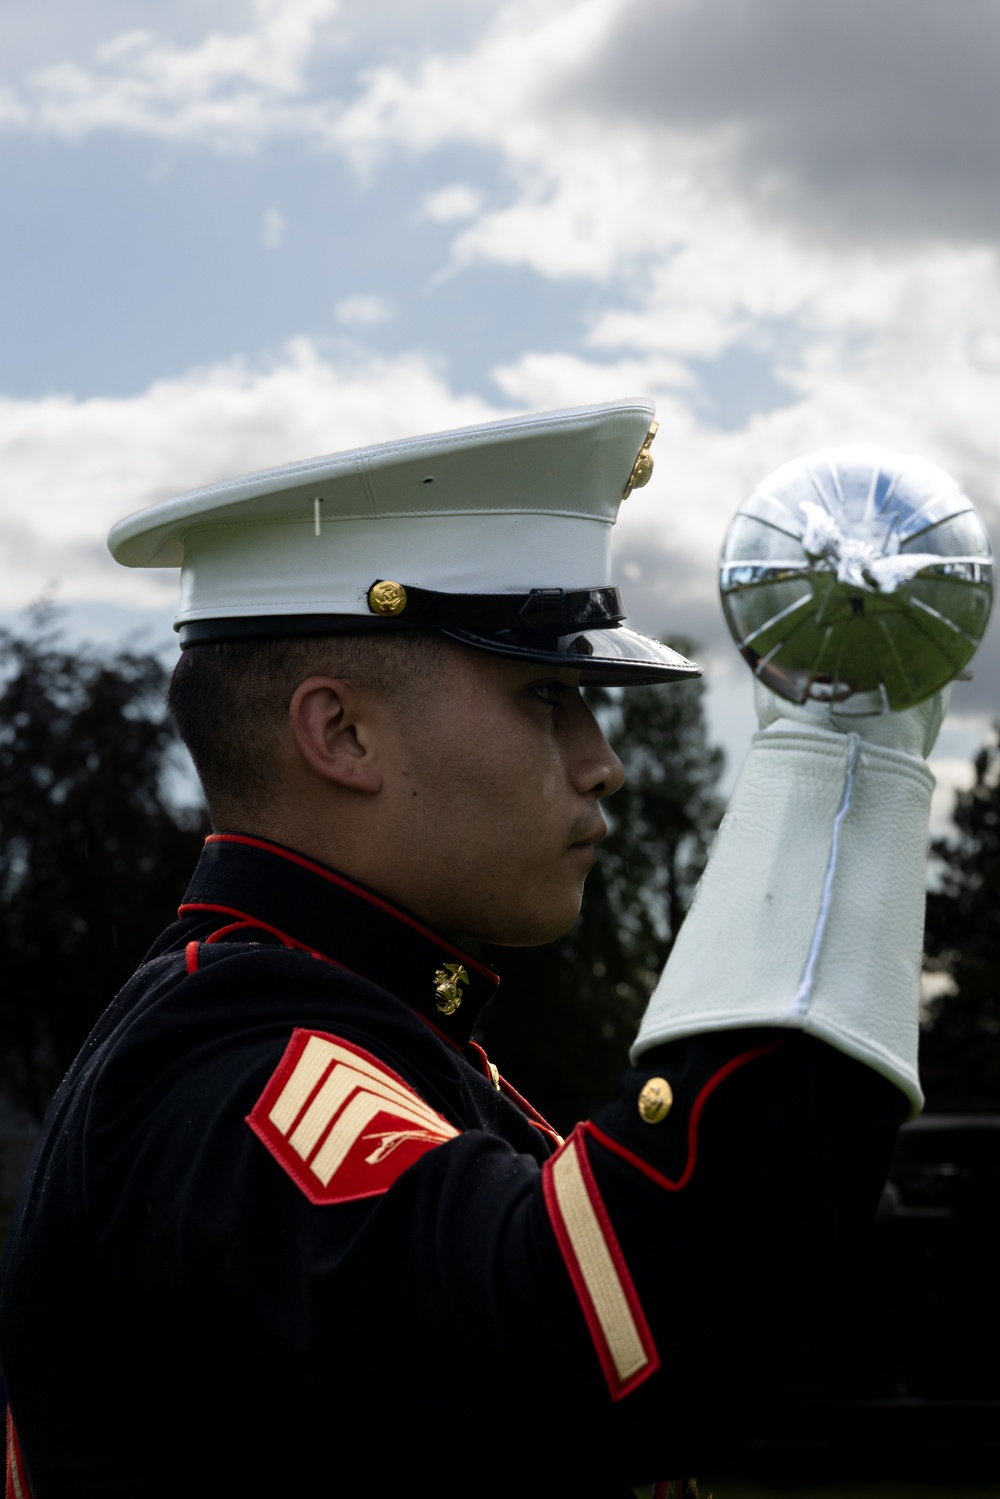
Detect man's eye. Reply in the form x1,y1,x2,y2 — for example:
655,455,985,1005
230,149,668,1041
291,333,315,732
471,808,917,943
532,682,565,707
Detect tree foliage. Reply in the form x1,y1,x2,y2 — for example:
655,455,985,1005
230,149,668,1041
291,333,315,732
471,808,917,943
0,613,206,1120
922,726,1000,1106
478,652,726,1132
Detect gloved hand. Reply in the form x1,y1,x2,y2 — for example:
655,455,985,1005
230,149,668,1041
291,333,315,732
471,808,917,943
754,679,951,758
631,681,949,1117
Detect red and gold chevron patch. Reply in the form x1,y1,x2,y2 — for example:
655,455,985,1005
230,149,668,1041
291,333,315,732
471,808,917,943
247,1029,458,1204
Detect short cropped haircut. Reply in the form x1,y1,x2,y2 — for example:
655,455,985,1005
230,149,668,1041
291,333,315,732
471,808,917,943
167,632,445,827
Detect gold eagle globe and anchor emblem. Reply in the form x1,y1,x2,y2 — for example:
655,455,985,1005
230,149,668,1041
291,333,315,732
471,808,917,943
433,963,469,1016
622,420,659,499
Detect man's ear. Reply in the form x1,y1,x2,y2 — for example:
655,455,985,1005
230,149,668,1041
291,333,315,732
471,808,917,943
288,677,383,794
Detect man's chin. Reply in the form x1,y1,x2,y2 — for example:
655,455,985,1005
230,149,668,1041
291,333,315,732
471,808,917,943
479,897,584,949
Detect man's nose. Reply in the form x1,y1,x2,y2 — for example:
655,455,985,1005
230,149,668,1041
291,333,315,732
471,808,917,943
594,743,625,799
574,726,625,800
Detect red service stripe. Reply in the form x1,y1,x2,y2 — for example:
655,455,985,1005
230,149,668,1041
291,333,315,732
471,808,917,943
542,1130,659,1402
6,1408,35,1499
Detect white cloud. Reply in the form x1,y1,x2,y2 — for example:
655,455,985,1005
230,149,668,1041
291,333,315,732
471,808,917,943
576,0,1000,243
0,0,623,163
334,293,393,327
260,205,286,249
419,183,484,223
322,0,1000,568
0,0,344,151
0,339,500,613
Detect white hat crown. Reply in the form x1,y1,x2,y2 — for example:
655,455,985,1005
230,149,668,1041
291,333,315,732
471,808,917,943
107,399,699,686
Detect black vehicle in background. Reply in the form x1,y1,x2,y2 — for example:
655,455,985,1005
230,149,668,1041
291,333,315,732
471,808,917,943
743,1114,1000,1483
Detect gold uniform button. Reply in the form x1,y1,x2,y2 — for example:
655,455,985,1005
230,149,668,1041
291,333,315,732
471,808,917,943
368,579,408,617
637,1076,673,1124
488,1062,500,1092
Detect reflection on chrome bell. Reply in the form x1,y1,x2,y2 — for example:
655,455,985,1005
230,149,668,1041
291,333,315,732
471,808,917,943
719,445,993,715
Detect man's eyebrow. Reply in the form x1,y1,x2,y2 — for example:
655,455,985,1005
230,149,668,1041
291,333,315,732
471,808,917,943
526,674,579,691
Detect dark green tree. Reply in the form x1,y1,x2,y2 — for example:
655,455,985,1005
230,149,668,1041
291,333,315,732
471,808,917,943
478,648,726,1132
0,612,206,1120
922,726,1000,1106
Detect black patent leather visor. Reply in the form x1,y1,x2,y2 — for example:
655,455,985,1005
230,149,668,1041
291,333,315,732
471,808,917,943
443,624,701,685
178,580,702,685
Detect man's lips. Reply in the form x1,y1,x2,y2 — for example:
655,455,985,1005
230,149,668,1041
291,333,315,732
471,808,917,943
568,818,608,852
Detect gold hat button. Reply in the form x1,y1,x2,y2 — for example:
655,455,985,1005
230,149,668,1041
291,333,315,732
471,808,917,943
637,1076,673,1124
368,580,408,617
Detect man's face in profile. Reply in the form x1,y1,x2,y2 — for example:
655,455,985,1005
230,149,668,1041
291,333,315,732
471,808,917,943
370,642,625,947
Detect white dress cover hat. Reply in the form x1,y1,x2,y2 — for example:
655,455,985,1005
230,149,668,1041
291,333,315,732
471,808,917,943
108,399,700,687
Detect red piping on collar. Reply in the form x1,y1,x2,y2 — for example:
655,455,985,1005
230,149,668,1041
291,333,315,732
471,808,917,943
178,902,348,969
204,834,498,986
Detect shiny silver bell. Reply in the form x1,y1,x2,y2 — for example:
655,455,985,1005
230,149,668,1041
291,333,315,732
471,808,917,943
719,444,993,715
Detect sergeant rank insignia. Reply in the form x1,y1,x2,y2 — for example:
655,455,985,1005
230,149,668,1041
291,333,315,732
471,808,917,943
247,1029,458,1205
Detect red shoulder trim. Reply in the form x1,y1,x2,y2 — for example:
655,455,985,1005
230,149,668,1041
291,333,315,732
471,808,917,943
206,835,498,986
542,1130,659,1401
246,1028,459,1205
6,1408,34,1499
585,1037,785,1193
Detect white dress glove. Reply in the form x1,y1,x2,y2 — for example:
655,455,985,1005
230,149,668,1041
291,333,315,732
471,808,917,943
631,684,950,1116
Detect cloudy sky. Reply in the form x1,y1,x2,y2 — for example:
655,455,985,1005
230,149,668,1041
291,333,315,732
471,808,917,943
1,0,998,818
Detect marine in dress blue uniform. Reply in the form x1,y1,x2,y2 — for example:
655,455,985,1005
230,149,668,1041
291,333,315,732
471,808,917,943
0,403,939,1497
